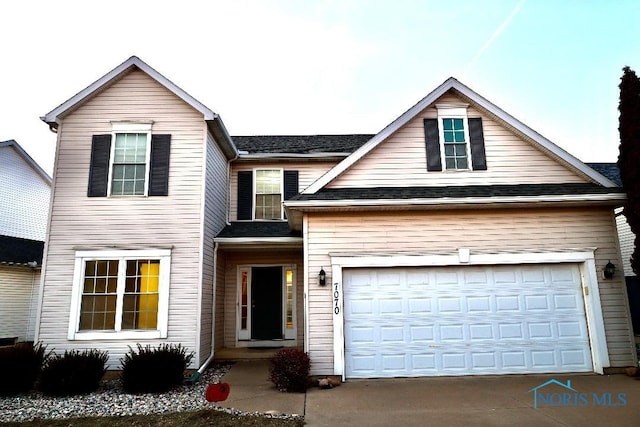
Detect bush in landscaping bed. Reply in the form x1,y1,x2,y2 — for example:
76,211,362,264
121,343,194,393
0,342,48,396
39,349,108,396
269,348,310,392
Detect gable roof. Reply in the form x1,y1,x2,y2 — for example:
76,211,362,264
303,77,618,193
233,134,373,155
41,56,237,159
0,140,51,184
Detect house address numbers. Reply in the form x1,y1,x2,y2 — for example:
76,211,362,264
334,283,340,315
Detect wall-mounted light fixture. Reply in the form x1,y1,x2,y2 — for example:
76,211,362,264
604,261,615,279
319,267,326,286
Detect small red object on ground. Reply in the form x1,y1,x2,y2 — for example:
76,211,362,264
205,382,231,402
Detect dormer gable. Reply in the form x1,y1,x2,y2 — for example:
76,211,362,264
303,78,617,194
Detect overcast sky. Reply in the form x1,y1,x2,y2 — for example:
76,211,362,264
2,0,639,176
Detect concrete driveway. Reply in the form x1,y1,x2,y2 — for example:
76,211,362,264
219,361,640,426
305,374,640,426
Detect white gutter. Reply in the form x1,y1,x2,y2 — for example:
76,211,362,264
214,237,303,245
285,192,626,210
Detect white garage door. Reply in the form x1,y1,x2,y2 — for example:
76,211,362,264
344,264,592,378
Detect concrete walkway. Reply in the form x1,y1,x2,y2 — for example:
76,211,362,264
216,361,640,426
215,359,305,417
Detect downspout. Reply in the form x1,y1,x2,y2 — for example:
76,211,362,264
188,241,219,384
188,130,237,384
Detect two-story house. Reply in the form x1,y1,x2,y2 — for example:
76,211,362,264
37,56,636,378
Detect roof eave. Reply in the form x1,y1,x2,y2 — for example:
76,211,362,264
42,56,218,126
237,152,352,160
207,115,238,160
284,192,625,230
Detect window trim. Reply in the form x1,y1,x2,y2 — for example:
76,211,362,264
67,249,171,341
253,168,284,220
108,122,153,197
436,104,472,171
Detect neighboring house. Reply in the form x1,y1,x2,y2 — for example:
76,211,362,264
588,163,639,336
0,140,51,344
37,56,636,378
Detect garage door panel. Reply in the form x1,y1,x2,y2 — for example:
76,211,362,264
344,264,593,378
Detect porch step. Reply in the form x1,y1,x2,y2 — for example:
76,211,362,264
214,347,282,360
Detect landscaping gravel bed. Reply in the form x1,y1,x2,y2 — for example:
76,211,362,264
0,363,299,424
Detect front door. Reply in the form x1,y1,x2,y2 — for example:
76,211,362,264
251,266,283,340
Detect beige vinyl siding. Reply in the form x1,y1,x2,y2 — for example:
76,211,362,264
199,132,230,364
329,93,589,188
38,69,208,368
220,250,304,348
214,250,226,351
0,266,40,342
229,161,336,221
305,208,634,375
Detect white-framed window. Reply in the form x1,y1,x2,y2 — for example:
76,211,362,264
109,122,152,196
254,169,283,220
68,249,171,340
437,104,471,171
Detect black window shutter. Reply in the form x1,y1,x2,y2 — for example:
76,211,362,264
237,171,253,220
468,118,487,171
423,119,442,171
149,134,171,196
88,134,111,197
283,170,299,200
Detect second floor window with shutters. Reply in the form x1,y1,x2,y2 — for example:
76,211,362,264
111,133,148,195
87,122,171,198
255,169,282,220
441,118,468,170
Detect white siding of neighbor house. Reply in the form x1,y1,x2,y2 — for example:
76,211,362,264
199,132,230,364
0,266,40,342
38,69,210,369
616,208,635,277
229,161,336,221
305,208,635,375
0,145,51,241
329,93,590,189
220,250,304,348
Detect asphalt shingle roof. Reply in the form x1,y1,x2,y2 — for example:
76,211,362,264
290,183,624,202
586,163,622,186
0,235,44,265
216,222,301,239
231,135,374,154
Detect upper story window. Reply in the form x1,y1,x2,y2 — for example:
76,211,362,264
87,122,171,198
111,132,149,195
424,104,487,172
255,169,283,220
236,169,299,221
442,118,468,170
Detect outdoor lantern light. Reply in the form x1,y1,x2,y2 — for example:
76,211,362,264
319,267,326,286
604,261,615,279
